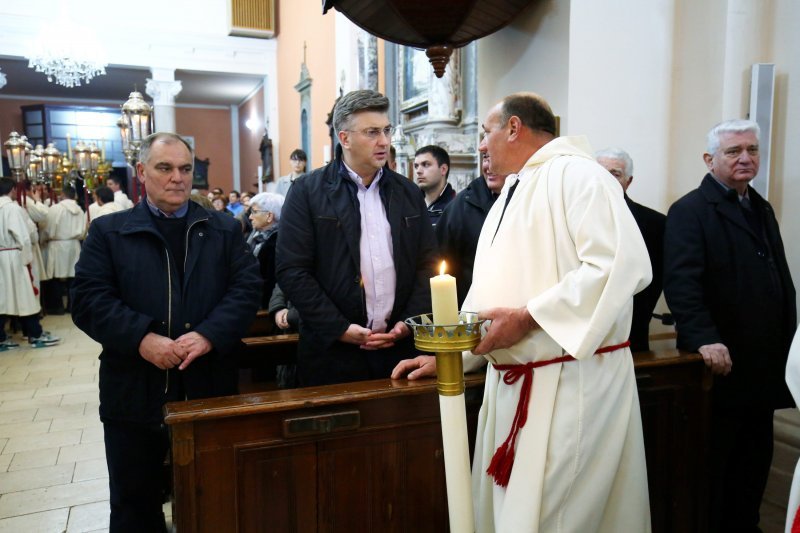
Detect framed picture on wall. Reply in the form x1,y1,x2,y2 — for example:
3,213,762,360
193,157,209,190
399,46,430,113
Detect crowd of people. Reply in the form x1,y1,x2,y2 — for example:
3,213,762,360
2,87,796,532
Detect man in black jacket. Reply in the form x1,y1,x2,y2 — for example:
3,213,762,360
435,153,507,306
596,148,666,352
276,90,437,386
664,119,796,532
414,144,455,225
71,132,261,532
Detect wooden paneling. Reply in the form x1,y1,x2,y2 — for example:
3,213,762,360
165,351,709,532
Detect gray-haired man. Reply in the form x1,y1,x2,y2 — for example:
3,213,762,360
277,89,436,386
664,119,796,532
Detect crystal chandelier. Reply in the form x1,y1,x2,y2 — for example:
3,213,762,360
26,19,107,88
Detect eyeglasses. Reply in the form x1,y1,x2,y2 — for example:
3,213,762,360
346,126,395,140
250,209,268,215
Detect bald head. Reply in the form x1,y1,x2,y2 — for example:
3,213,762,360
479,92,556,176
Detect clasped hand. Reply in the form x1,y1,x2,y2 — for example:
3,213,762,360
139,331,213,370
339,321,410,350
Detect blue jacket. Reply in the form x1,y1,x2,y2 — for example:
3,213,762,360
276,150,437,386
71,201,262,424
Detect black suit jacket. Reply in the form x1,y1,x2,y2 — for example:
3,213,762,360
626,195,666,352
664,174,796,408
276,149,437,386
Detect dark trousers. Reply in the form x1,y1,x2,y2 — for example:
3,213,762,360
103,420,170,533
709,404,774,533
0,314,42,341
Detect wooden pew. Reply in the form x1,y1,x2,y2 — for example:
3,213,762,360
165,350,710,533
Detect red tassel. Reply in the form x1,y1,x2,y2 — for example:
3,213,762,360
791,505,800,533
486,441,514,487
486,341,631,488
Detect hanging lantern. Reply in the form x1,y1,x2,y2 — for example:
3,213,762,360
73,140,91,174
322,0,536,77
4,131,27,180
42,143,61,180
117,114,135,165
122,91,152,149
22,137,33,169
27,144,44,181
89,143,101,173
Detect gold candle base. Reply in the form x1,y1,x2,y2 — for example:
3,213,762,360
405,312,483,396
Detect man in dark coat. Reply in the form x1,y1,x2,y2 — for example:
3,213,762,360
414,144,455,225
664,119,796,532
596,148,666,352
276,90,437,387
71,132,261,532
435,153,507,306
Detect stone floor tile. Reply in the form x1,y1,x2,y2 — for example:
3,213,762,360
67,500,109,532
0,420,51,439
0,409,36,426
0,508,68,533
0,455,10,473
34,383,98,399
7,447,59,471
73,459,107,483
0,395,61,413
34,403,87,422
0,463,74,494
50,414,101,433
4,429,82,454
57,442,106,465
80,427,103,444
61,391,100,407
0,478,108,518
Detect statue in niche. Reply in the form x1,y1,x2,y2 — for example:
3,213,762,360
259,127,274,184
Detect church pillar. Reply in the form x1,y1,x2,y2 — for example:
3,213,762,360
145,68,182,133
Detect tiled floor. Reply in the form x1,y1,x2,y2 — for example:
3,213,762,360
0,315,171,533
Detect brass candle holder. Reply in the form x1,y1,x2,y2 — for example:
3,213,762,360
405,311,483,532
405,311,484,395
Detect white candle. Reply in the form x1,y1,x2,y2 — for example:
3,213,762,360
430,261,459,325
100,137,105,160
66,134,72,159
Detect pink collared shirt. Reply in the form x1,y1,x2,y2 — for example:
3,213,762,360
342,161,396,333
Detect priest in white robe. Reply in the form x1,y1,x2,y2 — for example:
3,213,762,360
393,93,652,532
22,186,50,299
43,185,86,313
0,178,60,348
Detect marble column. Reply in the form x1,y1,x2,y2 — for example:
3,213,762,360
145,68,182,133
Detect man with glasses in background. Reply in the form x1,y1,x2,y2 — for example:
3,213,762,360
277,89,436,386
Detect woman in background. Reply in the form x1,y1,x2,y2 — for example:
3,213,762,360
247,192,284,309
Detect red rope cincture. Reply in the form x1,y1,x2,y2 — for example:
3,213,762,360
791,504,800,533
486,340,631,488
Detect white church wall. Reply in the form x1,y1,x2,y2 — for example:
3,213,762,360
567,0,676,214
770,0,800,316
477,0,570,129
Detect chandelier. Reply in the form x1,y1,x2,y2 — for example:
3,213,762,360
26,19,107,88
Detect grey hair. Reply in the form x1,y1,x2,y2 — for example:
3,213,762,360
250,192,284,221
706,119,760,154
138,132,194,166
332,90,390,133
595,147,634,178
